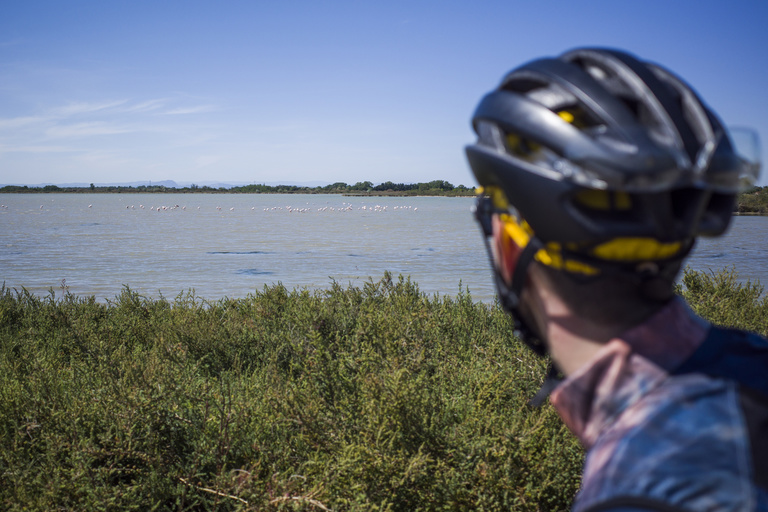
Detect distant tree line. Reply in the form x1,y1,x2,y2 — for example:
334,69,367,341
3,183,765,210
735,185,768,215
0,180,477,196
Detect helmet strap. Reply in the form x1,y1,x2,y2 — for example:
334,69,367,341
528,363,562,407
483,231,546,352
474,196,563,405
499,235,565,405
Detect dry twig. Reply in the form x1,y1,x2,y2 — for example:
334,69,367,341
178,477,249,505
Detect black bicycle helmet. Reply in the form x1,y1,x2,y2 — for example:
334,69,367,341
466,48,754,373
468,47,749,241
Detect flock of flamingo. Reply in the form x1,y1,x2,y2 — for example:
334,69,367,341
2,203,419,213
119,203,420,213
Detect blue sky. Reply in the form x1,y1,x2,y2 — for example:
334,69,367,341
1,1,766,187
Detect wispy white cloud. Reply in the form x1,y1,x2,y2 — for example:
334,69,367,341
0,96,227,175
164,105,217,115
0,144,79,153
53,100,129,116
0,97,215,140
42,98,220,118
46,122,136,138
118,99,168,113
0,116,47,129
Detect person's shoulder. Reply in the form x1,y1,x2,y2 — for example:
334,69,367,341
580,495,695,512
674,324,768,396
711,324,768,347
576,372,756,512
581,485,768,512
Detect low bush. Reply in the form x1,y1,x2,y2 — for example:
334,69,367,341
1,267,763,511
677,266,768,335
0,273,581,511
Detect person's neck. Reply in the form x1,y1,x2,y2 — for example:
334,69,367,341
546,315,629,376
522,273,660,376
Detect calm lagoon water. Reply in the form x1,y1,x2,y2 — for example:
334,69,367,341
2,193,767,303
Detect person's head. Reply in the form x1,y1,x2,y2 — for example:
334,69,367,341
465,48,757,355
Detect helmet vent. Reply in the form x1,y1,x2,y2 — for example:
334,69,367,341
503,132,543,160
526,84,578,112
584,64,607,81
476,121,505,151
612,93,677,150
649,64,715,148
569,57,634,99
500,75,548,94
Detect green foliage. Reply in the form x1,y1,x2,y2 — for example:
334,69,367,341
735,186,768,215
2,267,763,510
0,276,581,511
677,266,768,335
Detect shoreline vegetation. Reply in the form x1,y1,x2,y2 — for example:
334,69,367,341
733,185,768,215
1,268,767,510
0,180,475,197
2,183,767,212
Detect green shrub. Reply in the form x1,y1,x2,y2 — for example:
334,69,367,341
2,267,760,510
677,266,768,335
0,275,582,511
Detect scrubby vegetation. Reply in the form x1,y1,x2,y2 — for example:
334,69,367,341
0,268,765,510
676,266,768,333
0,274,580,511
